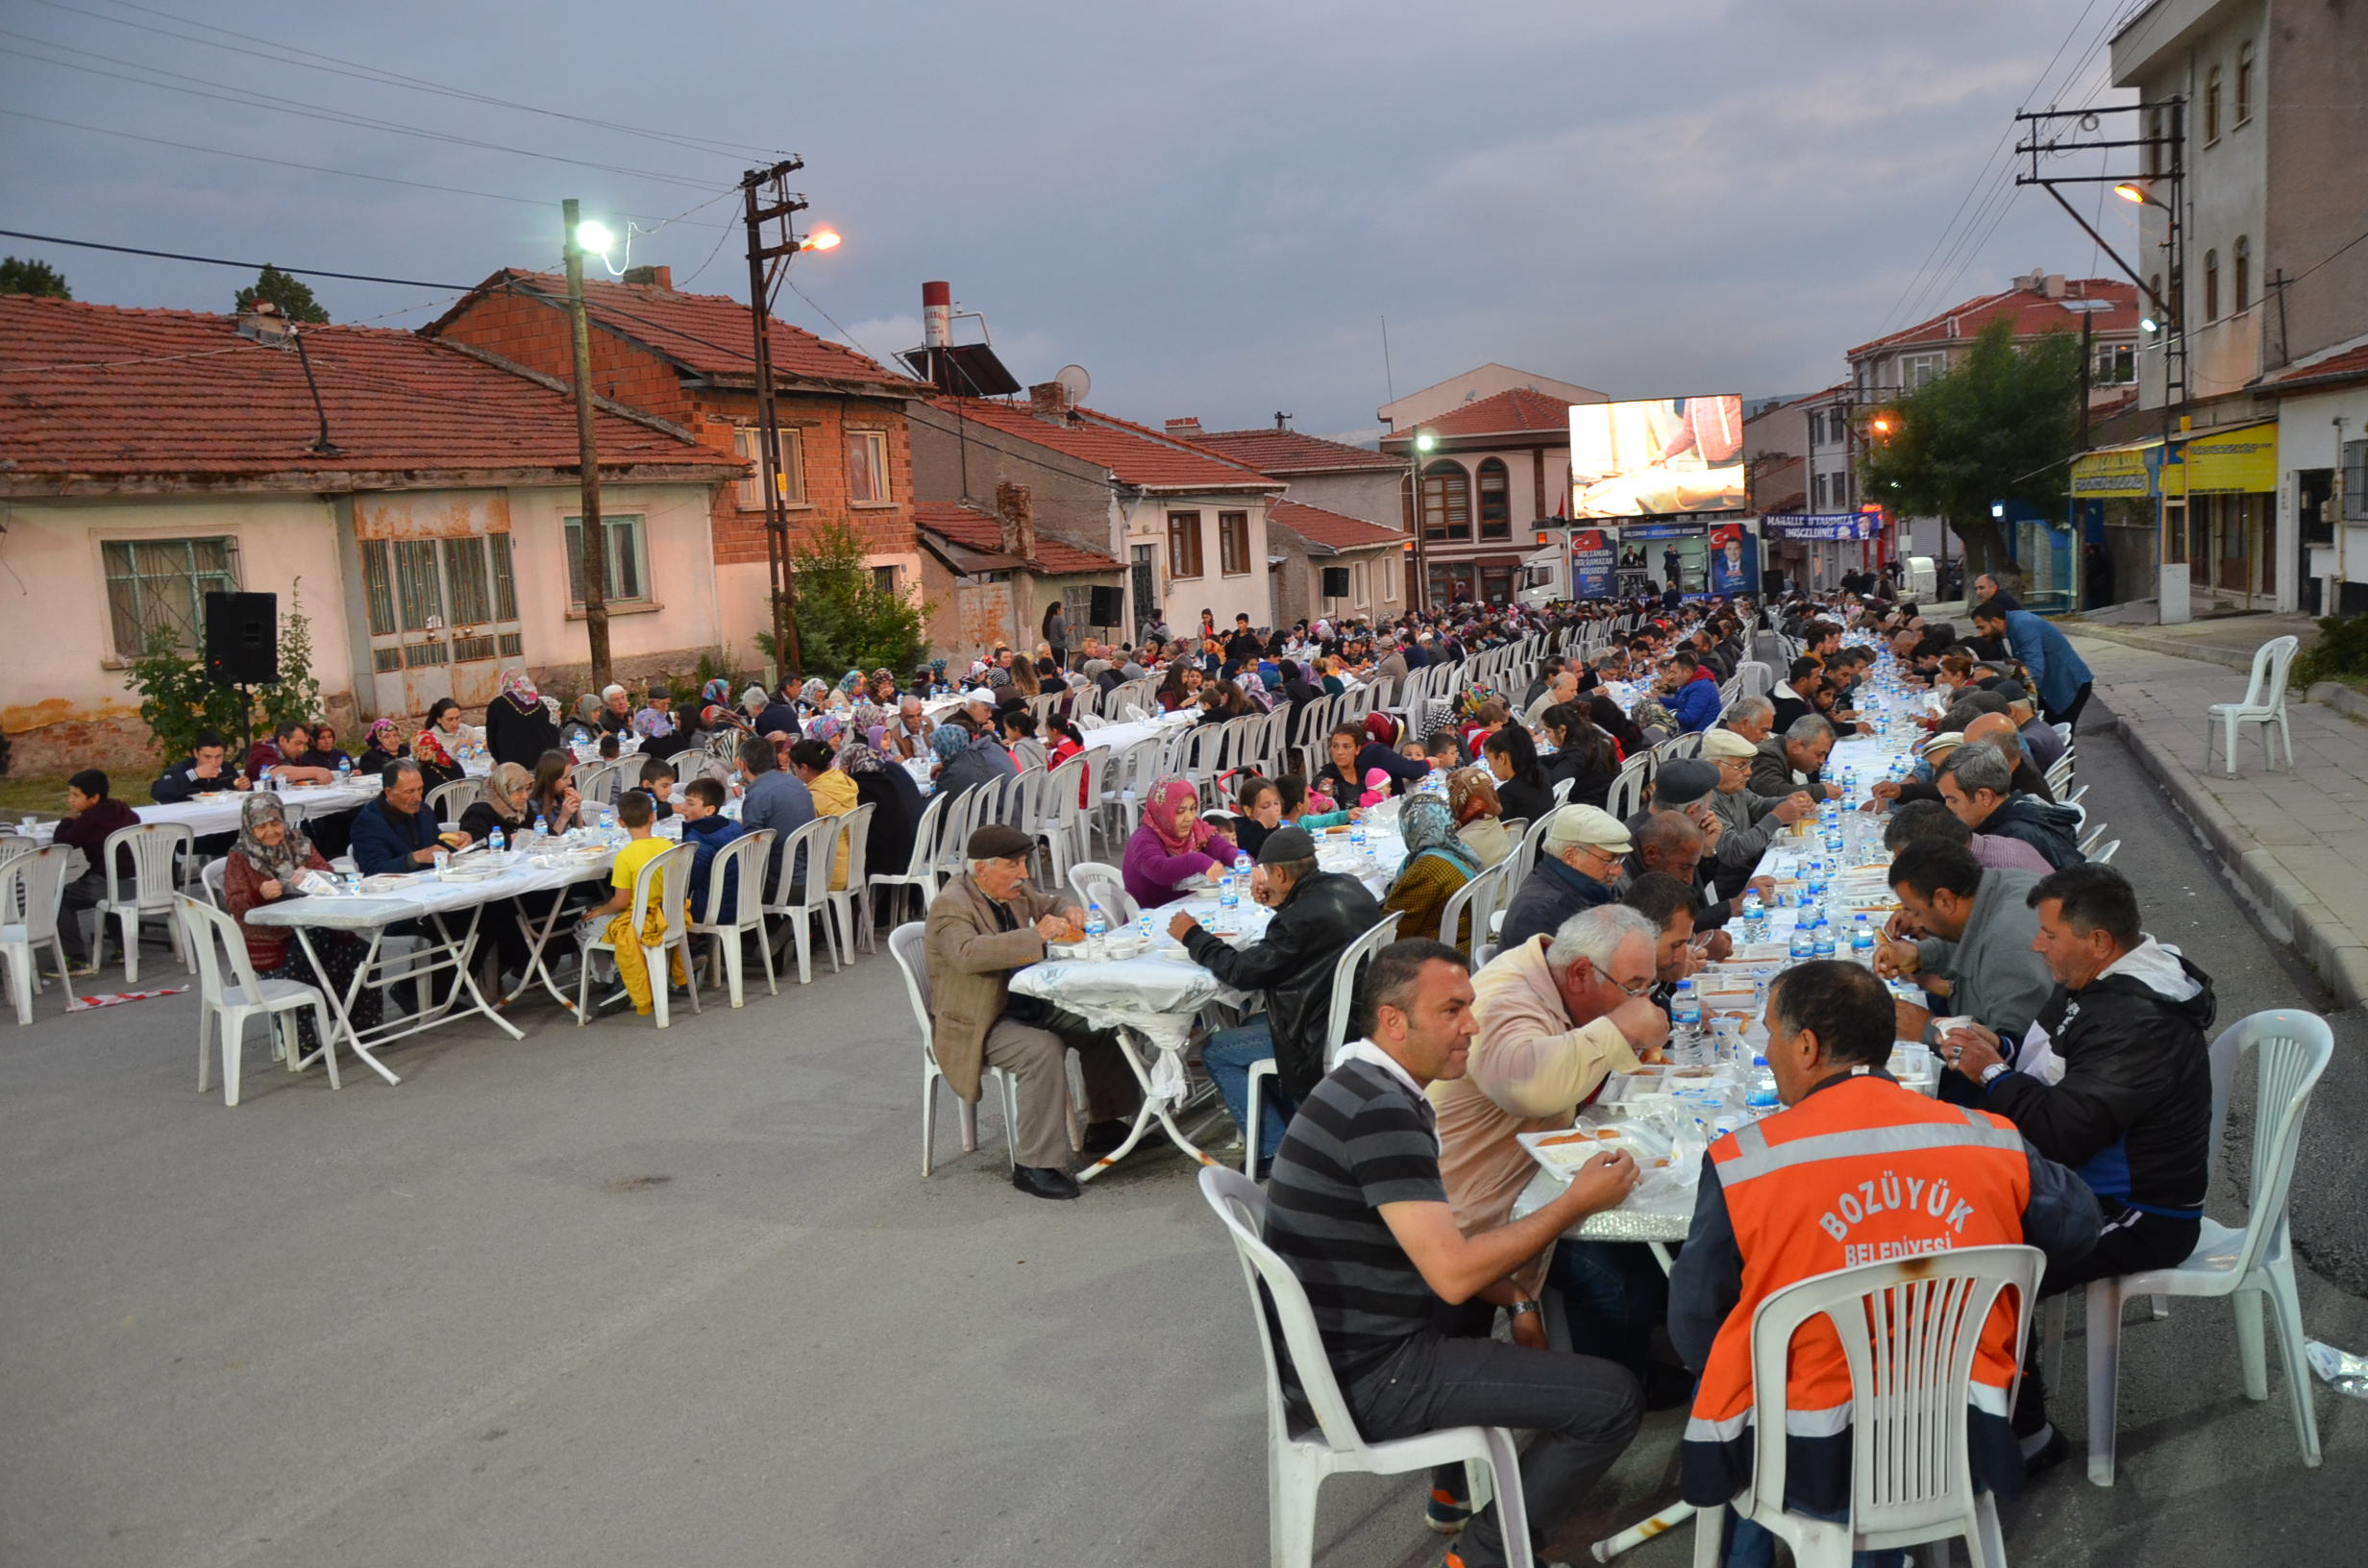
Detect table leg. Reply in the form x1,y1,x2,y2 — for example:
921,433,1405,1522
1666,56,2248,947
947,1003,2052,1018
1588,1238,1692,1561
293,925,401,1087
426,908,524,1041
1073,1027,1224,1183
504,893,584,1013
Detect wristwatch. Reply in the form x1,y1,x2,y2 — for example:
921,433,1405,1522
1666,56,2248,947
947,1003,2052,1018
1980,1063,2010,1087
1505,1298,1542,1319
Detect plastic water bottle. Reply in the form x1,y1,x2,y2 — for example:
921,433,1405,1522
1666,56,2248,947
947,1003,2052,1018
1670,980,1704,1066
1813,915,1837,960
1349,822,1367,852
533,813,548,841
336,756,351,783
1084,902,1107,951
1233,852,1252,876
1746,1055,1782,1110
1219,873,1240,913
1137,911,1154,943
488,826,506,856
1850,914,1876,961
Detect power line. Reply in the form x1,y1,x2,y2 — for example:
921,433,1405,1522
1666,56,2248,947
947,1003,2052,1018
0,106,730,229
0,228,474,290
30,0,784,162
0,33,721,191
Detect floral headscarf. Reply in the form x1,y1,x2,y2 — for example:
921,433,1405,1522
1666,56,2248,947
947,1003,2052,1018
985,664,1014,691
703,677,732,708
1456,684,1504,723
413,727,456,770
497,668,541,712
1398,794,1480,879
850,701,885,736
235,792,313,883
799,677,829,706
484,761,533,819
1142,778,1216,856
835,740,887,776
765,729,797,771
633,701,677,739
806,713,843,747
363,718,401,754
838,668,865,696
701,703,748,733
1445,767,1500,828
929,724,969,764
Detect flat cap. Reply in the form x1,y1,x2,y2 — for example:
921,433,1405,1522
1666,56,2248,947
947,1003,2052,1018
967,824,1035,860
1543,804,1634,854
1700,727,1759,760
1653,759,1719,806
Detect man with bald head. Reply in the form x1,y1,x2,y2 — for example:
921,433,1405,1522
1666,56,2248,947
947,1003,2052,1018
1963,712,2057,803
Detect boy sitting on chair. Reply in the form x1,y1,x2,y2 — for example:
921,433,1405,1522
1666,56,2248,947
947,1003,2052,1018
576,790,687,1015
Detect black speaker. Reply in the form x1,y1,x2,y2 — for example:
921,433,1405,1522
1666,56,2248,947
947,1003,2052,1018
1763,570,1786,597
204,591,279,686
1320,566,1350,598
1088,584,1123,625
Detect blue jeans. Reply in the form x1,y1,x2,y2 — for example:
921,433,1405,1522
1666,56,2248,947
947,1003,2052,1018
1546,1240,1667,1380
1201,1020,1289,1157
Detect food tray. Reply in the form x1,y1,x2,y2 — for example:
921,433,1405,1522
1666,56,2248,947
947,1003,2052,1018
1519,1122,1672,1177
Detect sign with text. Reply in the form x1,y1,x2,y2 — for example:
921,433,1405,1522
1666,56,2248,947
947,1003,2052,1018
1761,512,1878,541
1570,527,1616,599
1708,521,1760,595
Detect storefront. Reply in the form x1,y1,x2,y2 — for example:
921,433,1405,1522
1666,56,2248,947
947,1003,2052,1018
2072,422,2281,614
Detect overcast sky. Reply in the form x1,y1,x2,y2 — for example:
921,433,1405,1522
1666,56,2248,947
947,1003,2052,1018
0,0,2140,444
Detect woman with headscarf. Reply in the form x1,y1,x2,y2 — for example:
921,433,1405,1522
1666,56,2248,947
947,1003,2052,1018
484,669,557,771
868,669,899,705
222,793,380,1050
932,715,1017,801
356,718,407,778
1122,778,1241,911
561,694,604,748
632,689,685,759
836,737,922,888
1445,767,1514,868
456,762,547,984
1379,794,1482,946
411,720,465,792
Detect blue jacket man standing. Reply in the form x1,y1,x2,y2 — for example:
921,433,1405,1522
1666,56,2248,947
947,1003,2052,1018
1974,598,2092,729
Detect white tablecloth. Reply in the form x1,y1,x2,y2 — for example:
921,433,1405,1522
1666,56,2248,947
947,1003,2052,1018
18,780,383,843
243,847,616,932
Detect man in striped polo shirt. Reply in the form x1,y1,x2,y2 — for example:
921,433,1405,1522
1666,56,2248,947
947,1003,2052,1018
1264,939,1646,1568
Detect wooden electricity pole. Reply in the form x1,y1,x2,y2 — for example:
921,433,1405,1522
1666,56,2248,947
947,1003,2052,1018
562,198,612,689
742,159,807,680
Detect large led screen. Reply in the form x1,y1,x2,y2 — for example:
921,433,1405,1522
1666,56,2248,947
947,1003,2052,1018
1568,395,1746,518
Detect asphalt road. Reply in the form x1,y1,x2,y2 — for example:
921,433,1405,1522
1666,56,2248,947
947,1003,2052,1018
2,718,2363,1567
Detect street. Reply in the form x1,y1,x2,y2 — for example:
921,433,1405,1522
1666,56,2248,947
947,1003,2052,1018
3,712,2365,1568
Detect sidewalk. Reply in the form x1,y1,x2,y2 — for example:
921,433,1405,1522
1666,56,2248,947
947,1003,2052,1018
2063,605,2321,673
2074,631,2368,1006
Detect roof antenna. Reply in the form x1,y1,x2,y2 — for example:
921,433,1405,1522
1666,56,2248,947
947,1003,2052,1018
289,325,341,456
1274,410,1293,429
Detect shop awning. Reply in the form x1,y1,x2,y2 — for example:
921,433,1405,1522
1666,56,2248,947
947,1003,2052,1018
2070,436,2161,499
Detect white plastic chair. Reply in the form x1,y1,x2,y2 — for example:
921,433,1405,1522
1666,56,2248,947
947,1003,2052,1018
686,828,776,1007
576,842,702,1028
2072,1007,2331,1485
175,894,336,1106
1604,756,1654,821
764,815,843,986
1690,1245,2043,1568
1549,775,1576,805
90,821,194,983
1,846,73,1025
1067,860,1138,928
871,791,951,925
1042,753,1090,880
2205,634,2299,776
1242,912,1403,1175
2089,838,2119,865
888,920,1026,1176
824,801,878,962
427,776,484,829
1197,1165,1534,1568
199,856,229,909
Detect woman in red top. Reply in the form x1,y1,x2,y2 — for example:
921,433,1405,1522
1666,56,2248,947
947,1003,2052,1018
222,794,380,1047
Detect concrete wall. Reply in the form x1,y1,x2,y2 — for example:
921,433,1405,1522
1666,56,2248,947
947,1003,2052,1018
1279,468,1407,530
1116,494,1272,631
906,404,1118,563
1379,366,1604,430
500,481,728,701
2263,0,2368,366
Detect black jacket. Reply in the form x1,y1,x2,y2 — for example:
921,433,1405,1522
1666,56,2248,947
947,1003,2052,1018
1978,794,2084,870
1495,773,1556,828
1497,853,1618,950
1182,869,1382,1105
1546,745,1616,810
1971,945,2216,1218
484,694,559,771
1747,736,1822,799
151,755,241,804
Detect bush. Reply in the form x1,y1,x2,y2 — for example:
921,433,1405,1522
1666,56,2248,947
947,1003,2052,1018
125,628,248,761
2294,615,2368,687
253,578,325,737
755,521,931,681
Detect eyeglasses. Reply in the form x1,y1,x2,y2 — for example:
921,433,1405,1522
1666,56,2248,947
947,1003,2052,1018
1609,974,1656,997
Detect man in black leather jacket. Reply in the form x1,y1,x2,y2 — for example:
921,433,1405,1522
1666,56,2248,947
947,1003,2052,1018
1936,863,2211,1463
1169,825,1382,1164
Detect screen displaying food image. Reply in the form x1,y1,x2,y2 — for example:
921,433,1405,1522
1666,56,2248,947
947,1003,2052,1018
1568,395,1746,518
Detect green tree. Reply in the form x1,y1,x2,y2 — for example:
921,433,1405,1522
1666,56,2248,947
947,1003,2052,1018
1857,315,2084,576
756,522,930,680
0,257,70,299
234,264,330,324
253,578,326,735
125,628,249,763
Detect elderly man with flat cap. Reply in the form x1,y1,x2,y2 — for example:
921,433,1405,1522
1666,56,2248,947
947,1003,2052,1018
1697,727,1815,899
925,823,1142,1200
1499,805,1633,951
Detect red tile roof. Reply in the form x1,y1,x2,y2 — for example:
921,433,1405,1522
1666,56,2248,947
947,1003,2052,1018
2255,331,2368,392
1268,499,1402,553
1847,280,2137,359
0,294,735,482
439,271,925,398
1192,427,1398,474
1380,386,1574,446
912,501,1122,575
928,397,1276,491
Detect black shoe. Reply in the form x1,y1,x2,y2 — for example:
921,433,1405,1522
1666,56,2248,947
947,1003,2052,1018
1079,1119,1129,1155
1642,1361,1695,1411
2022,1422,2068,1480
1011,1164,1081,1201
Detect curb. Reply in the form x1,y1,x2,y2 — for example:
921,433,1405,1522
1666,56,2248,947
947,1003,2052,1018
2063,620,2263,673
2306,680,2368,725
2091,698,2368,1009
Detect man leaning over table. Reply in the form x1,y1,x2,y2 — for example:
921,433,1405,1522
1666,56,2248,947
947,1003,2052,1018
1263,939,1644,1568
925,824,1140,1202
349,760,465,877
1169,824,1380,1174
1876,839,2052,1051
1933,864,2213,1471
1669,961,2100,1567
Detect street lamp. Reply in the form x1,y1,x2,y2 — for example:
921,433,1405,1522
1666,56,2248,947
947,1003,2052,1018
798,227,842,253
1407,429,1437,610
573,218,616,254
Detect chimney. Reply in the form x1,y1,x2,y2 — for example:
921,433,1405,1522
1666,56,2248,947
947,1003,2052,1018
2043,273,2066,299
995,481,1037,562
1028,380,1071,419
1165,417,1203,439
622,264,672,291
922,281,951,349
235,298,293,349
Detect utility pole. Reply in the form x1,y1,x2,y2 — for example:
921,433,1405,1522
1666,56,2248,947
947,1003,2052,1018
742,158,807,680
562,198,612,690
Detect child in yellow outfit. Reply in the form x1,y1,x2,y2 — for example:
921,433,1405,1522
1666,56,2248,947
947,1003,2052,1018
575,789,688,1014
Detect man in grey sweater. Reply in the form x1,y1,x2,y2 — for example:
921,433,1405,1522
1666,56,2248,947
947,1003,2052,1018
1697,727,1813,898
1876,838,2052,1049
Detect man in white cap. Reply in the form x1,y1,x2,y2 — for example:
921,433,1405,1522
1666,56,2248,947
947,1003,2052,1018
1699,727,1814,898
1498,805,1632,950
956,687,999,735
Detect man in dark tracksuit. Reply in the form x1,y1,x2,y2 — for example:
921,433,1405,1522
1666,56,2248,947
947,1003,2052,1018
1935,863,2213,1468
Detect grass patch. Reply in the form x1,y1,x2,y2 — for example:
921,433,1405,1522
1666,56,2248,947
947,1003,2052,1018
0,774,72,823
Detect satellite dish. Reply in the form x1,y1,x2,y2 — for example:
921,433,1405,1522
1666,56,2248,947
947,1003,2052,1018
1054,364,1092,405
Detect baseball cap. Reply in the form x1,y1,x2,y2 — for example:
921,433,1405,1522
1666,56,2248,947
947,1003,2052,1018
967,824,1035,860
1257,824,1317,864
962,687,997,706
1700,728,1758,760
1543,804,1634,854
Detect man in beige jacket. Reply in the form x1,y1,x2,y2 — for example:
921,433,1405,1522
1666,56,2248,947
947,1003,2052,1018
1431,905,1672,1380
924,824,1140,1201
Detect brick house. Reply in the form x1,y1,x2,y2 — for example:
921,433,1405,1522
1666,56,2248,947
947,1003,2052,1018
425,266,930,668
911,492,1123,658
0,295,736,772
